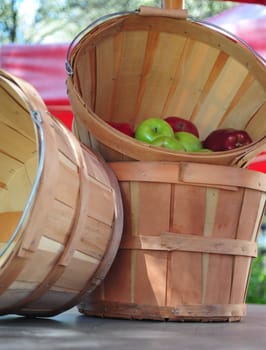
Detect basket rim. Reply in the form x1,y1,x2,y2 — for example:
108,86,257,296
68,12,266,85
108,160,266,192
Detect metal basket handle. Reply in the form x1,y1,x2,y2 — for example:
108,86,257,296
65,5,189,76
65,10,134,76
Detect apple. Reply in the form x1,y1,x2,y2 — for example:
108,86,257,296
151,136,185,151
195,148,213,152
164,116,199,137
175,131,202,152
135,118,174,144
203,128,252,151
107,121,134,137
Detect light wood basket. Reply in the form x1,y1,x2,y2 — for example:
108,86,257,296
67,6,266,166
0,69,123,317
79,161,266,322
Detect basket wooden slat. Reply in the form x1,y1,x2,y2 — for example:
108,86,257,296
0,69,123,317
68,10,266,165
79,161,266,322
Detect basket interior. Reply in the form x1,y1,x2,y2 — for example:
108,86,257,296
72,14,266,144
0,76,38,259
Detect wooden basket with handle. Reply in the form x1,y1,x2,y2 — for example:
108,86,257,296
79,160,266,322
0,69,123,317
66,4,266,166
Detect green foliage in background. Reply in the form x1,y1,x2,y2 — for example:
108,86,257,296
247,252,266,304
0,0,237,44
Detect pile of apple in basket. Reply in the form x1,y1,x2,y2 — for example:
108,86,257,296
108,116,252,153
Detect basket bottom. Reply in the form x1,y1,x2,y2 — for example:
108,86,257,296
78,301,245,322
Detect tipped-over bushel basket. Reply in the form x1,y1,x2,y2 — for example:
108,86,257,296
79,161,266,322
0,69,123,317
66,6,266,166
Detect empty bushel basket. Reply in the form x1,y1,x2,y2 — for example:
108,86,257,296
79,161,266,322
0,69,123,317
67,6,266,165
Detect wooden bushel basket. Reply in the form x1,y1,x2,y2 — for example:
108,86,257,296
66,6,266,166
79,161,266,322
0,69,123,317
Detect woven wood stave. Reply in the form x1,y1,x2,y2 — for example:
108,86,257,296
67,10,266,165
78,161,266,322
0,69,123,317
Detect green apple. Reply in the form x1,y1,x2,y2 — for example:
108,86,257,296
175,131,202,152
151,136,185,151
196,148,213,152
135,118,174,144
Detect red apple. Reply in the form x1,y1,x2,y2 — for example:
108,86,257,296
164,116,199,137
203,128,252,151
107,121,134,137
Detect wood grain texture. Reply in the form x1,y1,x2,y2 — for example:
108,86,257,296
68,12,266,164
80,161,266,321
0,70,123,317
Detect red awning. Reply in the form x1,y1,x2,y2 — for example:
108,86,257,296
206,3,266,60
0,43,73,130
217,0,265,4
248,152,266,173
